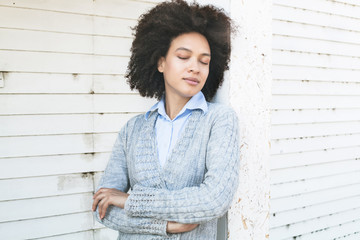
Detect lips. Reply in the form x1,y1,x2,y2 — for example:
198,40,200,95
183,77,200,86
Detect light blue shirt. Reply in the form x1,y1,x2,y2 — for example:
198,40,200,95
145,91,208,168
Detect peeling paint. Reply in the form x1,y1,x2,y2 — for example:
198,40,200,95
72,73,79,80
81,172,94,179
227,0,271,239
57,175,77,191
82,133,94,151
242,215,248,230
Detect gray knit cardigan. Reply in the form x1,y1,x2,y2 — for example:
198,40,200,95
94,103,240,240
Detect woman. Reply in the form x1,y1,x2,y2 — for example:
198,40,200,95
92,0,240,239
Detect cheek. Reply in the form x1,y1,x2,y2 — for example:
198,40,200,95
164,60,183,75
202,67,210,79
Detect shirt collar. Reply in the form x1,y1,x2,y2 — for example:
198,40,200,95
145,91,208,120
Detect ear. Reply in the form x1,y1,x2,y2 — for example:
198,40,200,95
157,57,165,73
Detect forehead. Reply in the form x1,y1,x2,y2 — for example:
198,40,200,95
169,32,210,53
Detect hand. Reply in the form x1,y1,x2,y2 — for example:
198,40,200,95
166,221,199,233
92,188,129,219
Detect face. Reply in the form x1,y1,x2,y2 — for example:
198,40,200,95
158,32,211,101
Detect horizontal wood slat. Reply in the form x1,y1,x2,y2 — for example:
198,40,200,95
272,79,360,96
271,134,360,154
0,73,134,94
334,0,360,6
271,121,360,139
273,20,360,46
271,196,360,228
273,4,360,32
273,35,360,58
0,0,155,20
0,94,155,115
0,6,136,37
273,50,360,70
271,146,360,169
271,159,360,184
273,65,360,83
0,153,110,180
274,0,360,19
271,171,360,199
0,114,92,136
0,193,93,223
290,220,360,240
0,212,94,240
271,183,360,212
0,113,135,136
272,95,360,110
36,230,94,240
0,133,117,158
0,173,94,201
0,28,132,56
271,109,360,124
0,50,129,74
270,208,360,240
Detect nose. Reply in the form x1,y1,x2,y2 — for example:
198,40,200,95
188,58,200,73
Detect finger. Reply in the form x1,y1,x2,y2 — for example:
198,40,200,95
93,190,100,200
98,198,103,219
92,198,101,212
98,196,108,219
93,188,107,199
92,193,103,211
101,202,109,219
92,192,107,211
99,198,109,219
92,197,99,211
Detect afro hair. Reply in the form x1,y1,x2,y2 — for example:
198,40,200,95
126,0,232,101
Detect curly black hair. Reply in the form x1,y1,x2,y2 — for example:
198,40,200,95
126,0,232,101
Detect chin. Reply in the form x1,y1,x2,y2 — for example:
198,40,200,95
180,91,198,99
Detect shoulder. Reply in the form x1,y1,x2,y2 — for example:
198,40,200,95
125,113,147,129
206,102,238,120
204,103,240,149
117,113,147,139
203,102,239,132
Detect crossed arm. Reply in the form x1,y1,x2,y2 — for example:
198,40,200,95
92,123,200,235
92,188,198,234
92,110,240,235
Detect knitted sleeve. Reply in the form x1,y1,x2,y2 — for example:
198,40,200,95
124,109,240,223
94,122,168,235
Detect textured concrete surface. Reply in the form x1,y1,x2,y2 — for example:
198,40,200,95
227,0,272,239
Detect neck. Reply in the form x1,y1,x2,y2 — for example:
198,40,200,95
165,94,191,120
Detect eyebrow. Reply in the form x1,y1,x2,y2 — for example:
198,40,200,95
175,47,211,57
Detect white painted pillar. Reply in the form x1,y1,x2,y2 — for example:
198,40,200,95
227,0,272,239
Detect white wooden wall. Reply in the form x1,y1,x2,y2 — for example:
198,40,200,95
0,0,160,239
270,0,360,239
